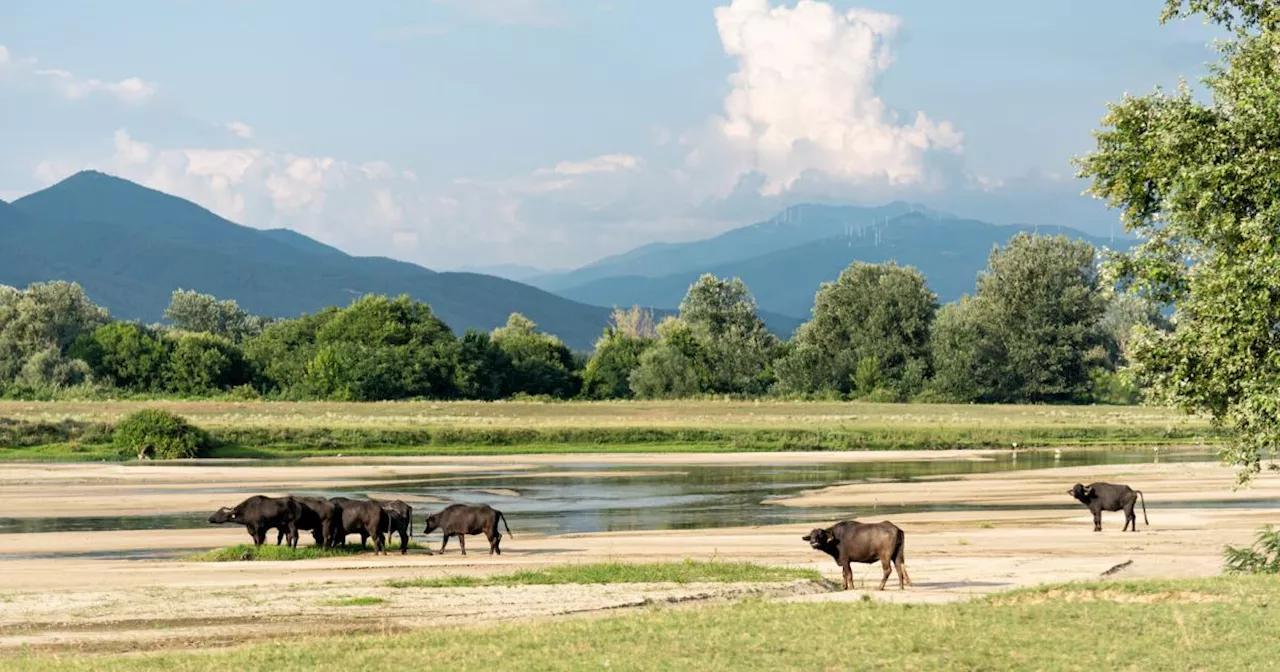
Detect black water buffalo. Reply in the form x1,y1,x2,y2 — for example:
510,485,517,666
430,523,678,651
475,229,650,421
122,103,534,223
330,497,388,554
274,496,343,547
376,499,413,555
423,504,512,555
803,520,910,591
1069,482,1148,532
208,495,301,548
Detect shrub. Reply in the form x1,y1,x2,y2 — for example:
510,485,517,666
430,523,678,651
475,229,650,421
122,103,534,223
1225,525,1280,575
113,408,208,459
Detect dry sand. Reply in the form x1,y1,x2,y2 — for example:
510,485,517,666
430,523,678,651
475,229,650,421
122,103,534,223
0,451,1272,655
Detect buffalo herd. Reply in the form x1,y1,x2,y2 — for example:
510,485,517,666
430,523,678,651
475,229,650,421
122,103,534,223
208,494,510,556
208,479,1148,591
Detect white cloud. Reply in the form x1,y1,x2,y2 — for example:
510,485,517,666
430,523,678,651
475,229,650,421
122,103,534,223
689,0,963,198
224,122,254,139
537,154,643,177
0,45,157,103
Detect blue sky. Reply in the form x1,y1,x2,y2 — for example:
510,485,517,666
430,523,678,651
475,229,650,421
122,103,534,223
0,0,1218,271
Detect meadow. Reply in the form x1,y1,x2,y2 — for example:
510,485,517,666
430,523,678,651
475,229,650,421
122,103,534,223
5,576,1277,671
0,399,1217,459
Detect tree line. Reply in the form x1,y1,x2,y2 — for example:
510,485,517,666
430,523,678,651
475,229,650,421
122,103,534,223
0,232,1166,404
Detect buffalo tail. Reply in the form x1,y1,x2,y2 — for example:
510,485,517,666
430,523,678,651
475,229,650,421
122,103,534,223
1137,490,1149,526
499,512,513,538
893,527,906,566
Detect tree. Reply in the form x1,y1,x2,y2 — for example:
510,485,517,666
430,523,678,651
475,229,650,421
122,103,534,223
72,322,169,391
166,333,253,395
0,282,109,386
453,330,514,401
581,327,654,399
677,275,777,395
775,262,936,400
242,308,338,397
491,313,580,398
301,295,459,400
1077,0,1280,481
164,289,270,342
927,298,995,402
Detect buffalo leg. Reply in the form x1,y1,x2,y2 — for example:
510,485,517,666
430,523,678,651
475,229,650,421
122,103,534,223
1092,508,1103,532
374,532,385,555
879,558,892,591
360,532,368,549
491,532,502,555
276,528,285,546
399,529,408,555
894,558,911,589
253,524,268,547
458,534,467,556
439,534,450,554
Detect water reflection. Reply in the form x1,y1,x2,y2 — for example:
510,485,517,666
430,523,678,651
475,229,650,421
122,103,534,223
0,449,1211,537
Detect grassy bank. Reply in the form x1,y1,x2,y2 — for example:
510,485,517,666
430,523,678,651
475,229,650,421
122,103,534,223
188,542,425,562
0,399,1218,460
5,576,1276,670
386,560,825,588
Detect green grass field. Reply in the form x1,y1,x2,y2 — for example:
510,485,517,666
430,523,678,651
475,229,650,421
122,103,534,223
385,560,825,588
0,399,1217,460
5,576,1275,671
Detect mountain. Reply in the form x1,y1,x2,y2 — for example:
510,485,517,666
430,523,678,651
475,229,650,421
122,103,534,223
455,263,550,283
528,202,945,292
554,213,1132,320
1,171,630,350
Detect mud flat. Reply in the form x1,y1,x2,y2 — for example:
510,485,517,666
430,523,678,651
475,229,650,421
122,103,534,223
0,454,1267,655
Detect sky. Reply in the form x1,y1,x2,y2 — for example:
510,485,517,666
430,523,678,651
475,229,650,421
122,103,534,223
0,0,1220,272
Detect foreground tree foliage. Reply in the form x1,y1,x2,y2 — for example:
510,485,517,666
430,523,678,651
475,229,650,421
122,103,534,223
1077,0,1280,481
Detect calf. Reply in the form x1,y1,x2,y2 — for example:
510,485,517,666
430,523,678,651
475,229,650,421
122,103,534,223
423,503,512,555
803,520,910,591
208,495,301,548
329,497,388,554
1068,483,1148,532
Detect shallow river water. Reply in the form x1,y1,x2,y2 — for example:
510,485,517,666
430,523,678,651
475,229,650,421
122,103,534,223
0,448,1226,539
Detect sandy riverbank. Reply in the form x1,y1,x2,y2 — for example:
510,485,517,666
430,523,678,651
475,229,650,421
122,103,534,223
0,453,1270,655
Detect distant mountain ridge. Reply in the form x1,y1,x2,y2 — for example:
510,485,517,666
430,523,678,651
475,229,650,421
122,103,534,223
548,212,1131,320
0,172,635,350
527,202,947,292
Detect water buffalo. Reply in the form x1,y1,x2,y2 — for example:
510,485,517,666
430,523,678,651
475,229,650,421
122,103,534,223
274,496,343,547
803,520,910,591
208,495,301,548
423,503,512,555
376,499,413,554
330,497,388,554
1068,483,1148,532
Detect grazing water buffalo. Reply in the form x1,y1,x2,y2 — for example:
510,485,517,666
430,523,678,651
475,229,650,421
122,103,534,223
208,495,301,548
376,499,414,554
423,503,512,555
330,497,389,554
274,496,343,547
803,520,910,591
1069,483,1148,532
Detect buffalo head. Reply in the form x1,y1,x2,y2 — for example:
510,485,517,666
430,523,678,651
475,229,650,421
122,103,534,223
802,527,833,550
208,506,238,524
422,513,440,535
1067,484,1095,503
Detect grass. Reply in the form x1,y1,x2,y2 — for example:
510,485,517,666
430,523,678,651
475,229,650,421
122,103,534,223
187,542,423,562
385,560,826,588
0,399,1218,459
7,576,1280,670
320,597,386,607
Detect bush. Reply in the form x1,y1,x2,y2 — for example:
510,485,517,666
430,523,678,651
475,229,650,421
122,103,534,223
113,408,208,459
1225,525,1280,575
